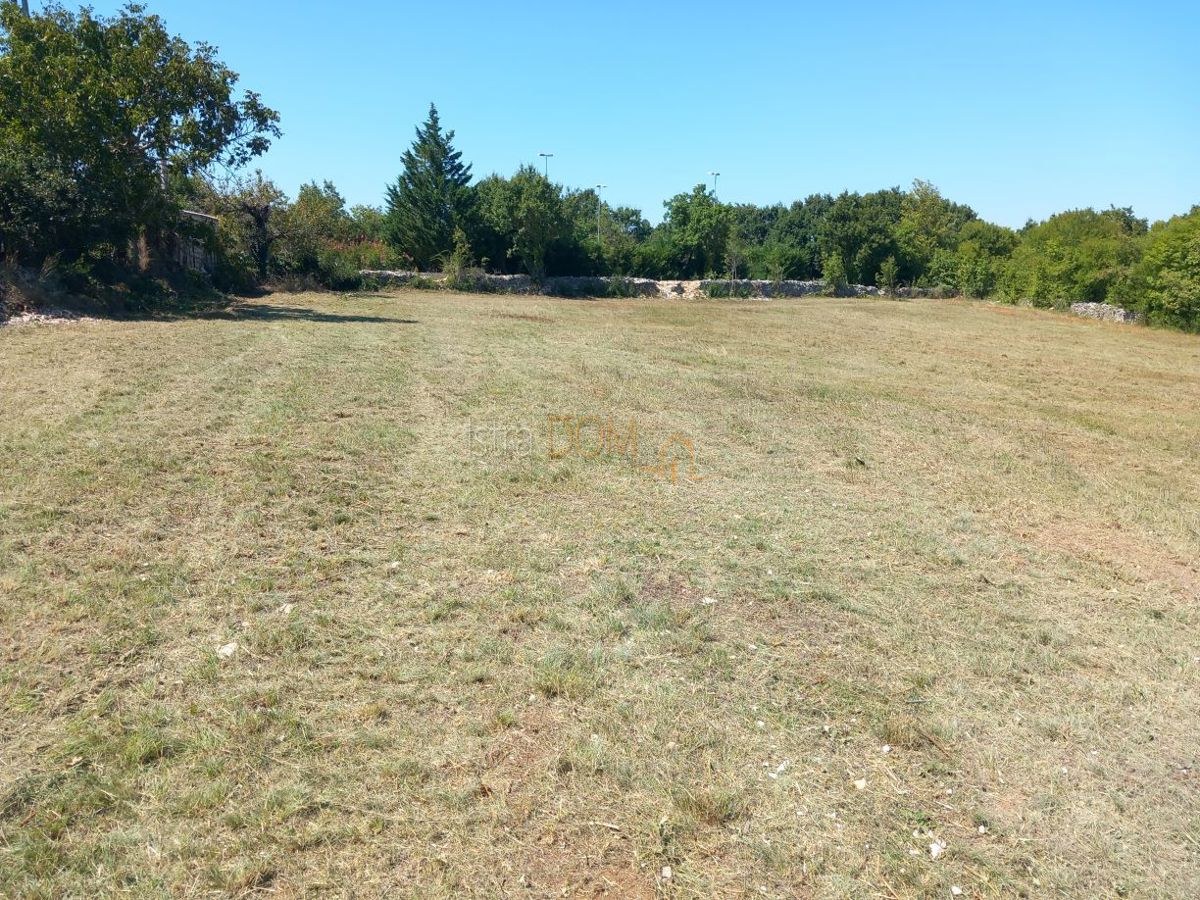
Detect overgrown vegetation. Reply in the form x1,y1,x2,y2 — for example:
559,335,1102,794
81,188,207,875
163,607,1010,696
0,1,279,305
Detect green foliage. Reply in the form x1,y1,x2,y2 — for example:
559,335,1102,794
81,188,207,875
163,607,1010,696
876,255,899,295
1118,207,1200,331
595,206,652,276
349,205,387,243
660,184,731,278
924,248,959,293
819,189,904,284
0,144,79,262
822,252,849,296
999,208,1146,307
750,240,805,283
5,35,1196,335
445,227,473,279
702,281,755,299
443,226,491,291
190,173,384,291
0,1,278,271
955,241,997,299
769,195,833,279
277,181,354,273
958,219,1019,259
197,171,288,284
895,179,977,277
384,104,473,271
477,165,567,281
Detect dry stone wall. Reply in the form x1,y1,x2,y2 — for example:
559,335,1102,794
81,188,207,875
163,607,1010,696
1069,302,1143,324
360,271,879,299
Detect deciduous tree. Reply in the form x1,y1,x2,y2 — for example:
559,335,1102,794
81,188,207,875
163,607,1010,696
0,1,279,266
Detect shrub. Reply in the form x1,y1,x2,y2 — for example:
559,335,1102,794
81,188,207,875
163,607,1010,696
446,269,497,293
604,277,649,298
876,255,899,296
701,280,755,299
443,227,487,292
822,252,849,296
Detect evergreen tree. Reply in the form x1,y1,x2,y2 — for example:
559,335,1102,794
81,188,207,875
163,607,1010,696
384,104,473,270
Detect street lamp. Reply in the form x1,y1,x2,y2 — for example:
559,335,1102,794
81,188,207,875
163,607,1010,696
708,171,721,194
538,152,554,179
596,184,607,245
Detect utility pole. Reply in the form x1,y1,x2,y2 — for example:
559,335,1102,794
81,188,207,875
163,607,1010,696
538,152,554,179
21,1,31,15
595,184,606,245
709,171,720,195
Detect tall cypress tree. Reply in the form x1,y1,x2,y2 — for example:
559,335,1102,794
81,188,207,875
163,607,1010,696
384,104,473,270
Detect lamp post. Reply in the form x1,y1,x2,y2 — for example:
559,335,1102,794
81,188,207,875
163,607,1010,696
595,184,607,245
708,171,720,195
538,152,554,179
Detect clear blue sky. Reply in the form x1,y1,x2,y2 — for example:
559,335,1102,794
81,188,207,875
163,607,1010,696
81,0,1200,226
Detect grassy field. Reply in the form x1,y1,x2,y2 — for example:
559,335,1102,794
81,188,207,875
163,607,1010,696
1,290,1198,898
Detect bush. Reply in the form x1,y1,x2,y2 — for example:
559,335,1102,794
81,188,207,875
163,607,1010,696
442,227,490,292
701,280,755,299
312,247,365,290
956,242,996,298
876,255,899,296
604,277,649,298
822,252,849,296
446,268,498,293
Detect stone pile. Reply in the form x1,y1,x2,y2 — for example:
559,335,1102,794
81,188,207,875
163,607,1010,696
1069,302,1143,324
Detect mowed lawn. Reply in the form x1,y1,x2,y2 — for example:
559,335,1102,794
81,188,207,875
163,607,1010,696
1,290,1198,898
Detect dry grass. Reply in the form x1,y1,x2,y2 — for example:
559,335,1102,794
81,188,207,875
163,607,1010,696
1,290,1198,898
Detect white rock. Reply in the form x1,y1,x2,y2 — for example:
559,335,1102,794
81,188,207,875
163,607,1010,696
929,840,946,860
217,641,238,660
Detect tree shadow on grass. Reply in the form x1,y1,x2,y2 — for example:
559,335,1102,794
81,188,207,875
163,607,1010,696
223,302,418,325
2,284,417,326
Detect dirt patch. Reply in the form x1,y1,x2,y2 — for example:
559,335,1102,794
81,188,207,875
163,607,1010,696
519,843,655,898
1036,520,1199,600
637,573,700,606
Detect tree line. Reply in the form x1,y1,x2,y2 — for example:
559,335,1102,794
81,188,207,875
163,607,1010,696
372,105,1197,328
1,4,1197,330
